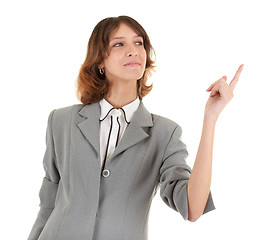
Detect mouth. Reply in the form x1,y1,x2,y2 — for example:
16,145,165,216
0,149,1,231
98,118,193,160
124,62,141,67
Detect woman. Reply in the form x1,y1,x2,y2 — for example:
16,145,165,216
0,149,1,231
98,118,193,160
28,15,244,240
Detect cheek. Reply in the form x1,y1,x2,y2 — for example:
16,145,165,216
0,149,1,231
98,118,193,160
104,55,119,68
140,49,147,65
104,55,124,75
108,52,123,65
140,47,146,57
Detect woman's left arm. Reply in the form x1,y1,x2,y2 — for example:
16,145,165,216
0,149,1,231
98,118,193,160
187,64,244,222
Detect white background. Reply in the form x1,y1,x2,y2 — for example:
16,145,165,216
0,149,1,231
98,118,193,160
1,0,260,239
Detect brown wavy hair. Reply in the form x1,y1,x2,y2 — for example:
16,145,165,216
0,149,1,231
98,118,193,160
75,15,156,105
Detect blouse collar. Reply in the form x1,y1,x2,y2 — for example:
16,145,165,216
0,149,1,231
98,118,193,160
99,97,140,123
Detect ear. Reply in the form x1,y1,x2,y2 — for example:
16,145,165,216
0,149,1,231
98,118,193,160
99,62,105,69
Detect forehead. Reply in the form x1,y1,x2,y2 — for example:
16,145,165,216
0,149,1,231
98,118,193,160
109,23,142,41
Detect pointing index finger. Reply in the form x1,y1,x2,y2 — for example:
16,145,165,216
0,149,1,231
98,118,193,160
229,64,244,91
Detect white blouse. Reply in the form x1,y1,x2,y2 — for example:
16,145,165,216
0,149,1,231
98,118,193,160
99,97,140,168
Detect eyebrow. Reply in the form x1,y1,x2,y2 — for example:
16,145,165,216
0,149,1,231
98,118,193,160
110,35,142,41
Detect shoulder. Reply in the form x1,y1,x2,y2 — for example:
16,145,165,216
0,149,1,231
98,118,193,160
50,103,84,119
48,103,85,130
149,113,184,143
141,112,185,153
151,113,181,132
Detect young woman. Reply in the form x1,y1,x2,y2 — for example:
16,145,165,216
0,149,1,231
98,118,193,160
28,15,244,240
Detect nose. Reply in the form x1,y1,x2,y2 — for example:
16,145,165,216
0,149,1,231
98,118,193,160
126,45,138,57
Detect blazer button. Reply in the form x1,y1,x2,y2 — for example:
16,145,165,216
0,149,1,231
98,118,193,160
102,169,110,178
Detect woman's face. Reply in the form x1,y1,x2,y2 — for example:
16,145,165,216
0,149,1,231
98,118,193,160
100,23,146,84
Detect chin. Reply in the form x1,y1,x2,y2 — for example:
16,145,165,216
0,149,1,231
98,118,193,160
124,71,145,80
124,76,143,82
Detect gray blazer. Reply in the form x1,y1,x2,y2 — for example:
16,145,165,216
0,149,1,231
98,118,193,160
28,100,215,240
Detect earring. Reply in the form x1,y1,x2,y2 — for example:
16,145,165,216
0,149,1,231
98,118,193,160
99,68,104,75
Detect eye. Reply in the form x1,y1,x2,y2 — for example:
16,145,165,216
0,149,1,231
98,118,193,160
136,41,143,46
113,42,123,47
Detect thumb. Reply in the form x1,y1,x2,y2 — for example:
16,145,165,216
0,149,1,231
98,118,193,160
206,76,227,92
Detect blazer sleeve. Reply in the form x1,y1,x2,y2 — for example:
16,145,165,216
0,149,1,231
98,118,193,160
159,124,215,220
28,109,60,240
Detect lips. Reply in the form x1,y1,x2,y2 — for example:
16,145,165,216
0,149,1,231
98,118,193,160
124,61,140,66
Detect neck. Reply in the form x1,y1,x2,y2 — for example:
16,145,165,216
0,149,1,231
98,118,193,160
105,80,138,109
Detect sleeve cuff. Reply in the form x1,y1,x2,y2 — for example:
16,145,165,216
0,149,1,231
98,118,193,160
174,181,215,221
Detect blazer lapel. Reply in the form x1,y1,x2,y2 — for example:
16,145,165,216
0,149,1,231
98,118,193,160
77,102,100,157
77,100,154,162
109,100,153,162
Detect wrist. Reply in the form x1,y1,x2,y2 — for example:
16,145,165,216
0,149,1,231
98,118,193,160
203,114,217,126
